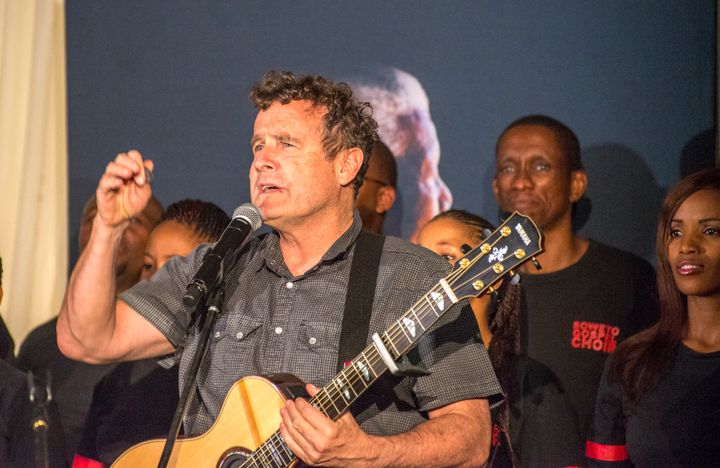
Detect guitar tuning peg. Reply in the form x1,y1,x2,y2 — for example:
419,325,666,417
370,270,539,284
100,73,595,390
481,228,492,240
460,244,472,254
531,257,542,270
509,270,521,285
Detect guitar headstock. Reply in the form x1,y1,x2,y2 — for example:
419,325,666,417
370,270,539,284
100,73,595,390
447,211,543,300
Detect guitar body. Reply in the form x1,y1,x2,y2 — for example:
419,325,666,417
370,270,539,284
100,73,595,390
112,374,307,468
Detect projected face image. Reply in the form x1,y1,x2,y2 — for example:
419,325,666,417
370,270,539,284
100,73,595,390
351,66,453,241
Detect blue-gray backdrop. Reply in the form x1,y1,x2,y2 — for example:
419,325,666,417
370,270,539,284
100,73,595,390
66,0,716,265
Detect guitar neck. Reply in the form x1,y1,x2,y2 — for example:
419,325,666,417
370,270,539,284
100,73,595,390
310,281,456,420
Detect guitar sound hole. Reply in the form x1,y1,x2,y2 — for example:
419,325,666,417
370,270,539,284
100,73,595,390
218,447,250,468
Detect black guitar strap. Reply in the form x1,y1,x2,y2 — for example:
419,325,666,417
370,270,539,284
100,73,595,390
336,230,385,372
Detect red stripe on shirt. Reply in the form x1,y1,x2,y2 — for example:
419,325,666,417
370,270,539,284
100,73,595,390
586,441,629,461
72,454,105,468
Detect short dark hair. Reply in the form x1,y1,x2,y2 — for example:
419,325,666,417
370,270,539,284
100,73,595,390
161,199,230,242
250,71,379,194
370,140,397,188
429,209,494,245
497,114,583,173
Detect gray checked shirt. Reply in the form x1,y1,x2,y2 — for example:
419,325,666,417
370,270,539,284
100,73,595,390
120,210,502,436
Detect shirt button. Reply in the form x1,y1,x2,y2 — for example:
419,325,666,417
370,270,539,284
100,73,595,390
214,331,221,338
286,281,294,289
236,332,244,339
275,327,283,335
309,337,317,345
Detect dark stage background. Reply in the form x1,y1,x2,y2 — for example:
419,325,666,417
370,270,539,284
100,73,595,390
66,1,716,265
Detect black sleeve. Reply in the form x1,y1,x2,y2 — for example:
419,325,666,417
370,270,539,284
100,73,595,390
74,375,107,464
586,358,632,468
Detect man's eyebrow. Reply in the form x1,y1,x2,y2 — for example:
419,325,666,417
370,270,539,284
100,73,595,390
274,132,301,143
250,133,301,146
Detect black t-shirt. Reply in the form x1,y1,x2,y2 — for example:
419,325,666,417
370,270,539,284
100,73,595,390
75,359,178,465
16,316,116,463
588,344,720,467
520,240,659,438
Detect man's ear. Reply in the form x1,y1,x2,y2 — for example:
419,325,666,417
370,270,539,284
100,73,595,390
337,148,364,187
375,186,397,214
569,170,588,203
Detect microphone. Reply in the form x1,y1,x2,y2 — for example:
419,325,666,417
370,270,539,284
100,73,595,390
183,203,263,307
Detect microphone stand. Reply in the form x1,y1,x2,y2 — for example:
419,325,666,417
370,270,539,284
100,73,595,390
157,284,225,468
28,370,51,468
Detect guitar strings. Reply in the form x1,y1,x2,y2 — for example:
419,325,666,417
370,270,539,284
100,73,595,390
274,235,507,433
241,230,521,467
306,231,517,417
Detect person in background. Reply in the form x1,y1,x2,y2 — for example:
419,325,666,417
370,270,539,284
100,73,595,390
17,194,163,463
0,255,65,467
587,168,720,466
73,199,229,467
491,114,659,445
356,139,397,234
417,210,583,467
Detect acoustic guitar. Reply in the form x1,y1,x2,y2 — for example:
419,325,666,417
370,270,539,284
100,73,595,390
113,211,542,468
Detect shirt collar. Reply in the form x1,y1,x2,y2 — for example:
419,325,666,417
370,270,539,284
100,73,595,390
258,209,363,277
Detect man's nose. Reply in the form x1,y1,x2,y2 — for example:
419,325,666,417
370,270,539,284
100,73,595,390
511,167,533,190
253,148,277,171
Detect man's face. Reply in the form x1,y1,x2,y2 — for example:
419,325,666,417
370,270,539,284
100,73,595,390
249,100,345,231
396,108,452,241
355,154,396,234
79,196,162,291
492,124,582,232
356,168,385,229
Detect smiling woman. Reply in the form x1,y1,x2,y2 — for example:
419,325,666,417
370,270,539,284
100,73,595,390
587,167,720,467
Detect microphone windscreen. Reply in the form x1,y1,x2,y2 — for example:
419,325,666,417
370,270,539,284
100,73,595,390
232,203,263,231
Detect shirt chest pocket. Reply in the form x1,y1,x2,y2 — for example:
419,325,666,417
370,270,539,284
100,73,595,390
289,321,342,384
297,321,341,351
209,314,263,392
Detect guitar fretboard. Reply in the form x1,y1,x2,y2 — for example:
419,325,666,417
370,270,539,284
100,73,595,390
312,282,455,419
